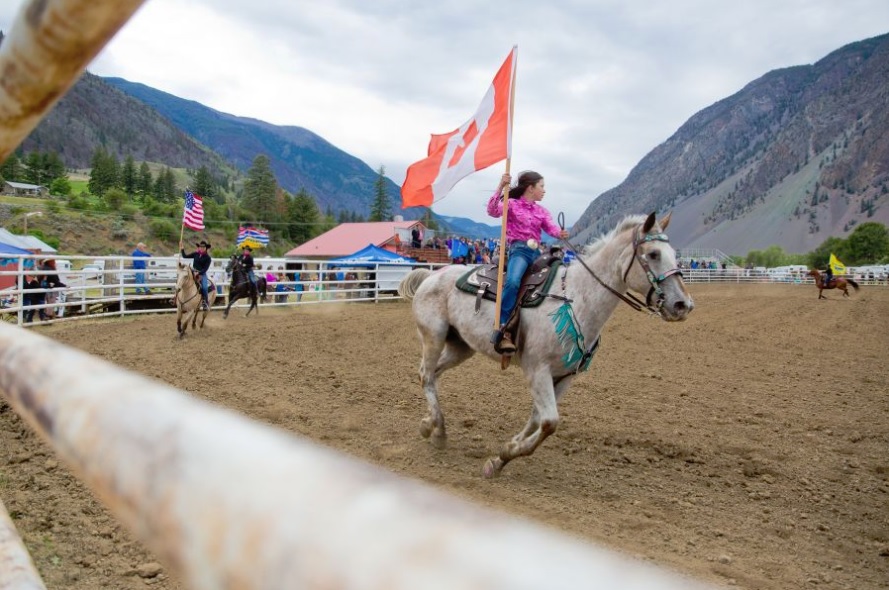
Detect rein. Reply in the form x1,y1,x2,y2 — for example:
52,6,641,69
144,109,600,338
175,274,201,307
557,216,681,317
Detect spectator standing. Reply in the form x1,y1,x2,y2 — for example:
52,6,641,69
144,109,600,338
132,242,152,294
22,273,45,323
39,259,66,319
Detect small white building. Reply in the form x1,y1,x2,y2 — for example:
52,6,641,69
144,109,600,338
2,181,48,198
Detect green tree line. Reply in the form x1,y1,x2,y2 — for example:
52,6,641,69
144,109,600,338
3,149,438,253
744,221,889,268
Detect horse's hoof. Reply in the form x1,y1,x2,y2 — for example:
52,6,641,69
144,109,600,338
419,418,434,439
430,433,447,450
482,457,503,479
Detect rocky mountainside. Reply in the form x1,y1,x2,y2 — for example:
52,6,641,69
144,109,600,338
20,72,231,177
101,77,425,221
572,34,889,255
16,72,430,222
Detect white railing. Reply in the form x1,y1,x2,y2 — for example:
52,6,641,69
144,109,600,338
3,255,886,327
0,254,447,327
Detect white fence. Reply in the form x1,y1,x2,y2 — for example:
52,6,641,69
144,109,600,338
3,255,887,327
0,254,444,327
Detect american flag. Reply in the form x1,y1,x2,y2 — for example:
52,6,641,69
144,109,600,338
183,190,205,230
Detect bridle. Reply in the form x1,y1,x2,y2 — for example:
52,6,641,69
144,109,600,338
175,269,201,306
561,220,683,316
620,226,684,311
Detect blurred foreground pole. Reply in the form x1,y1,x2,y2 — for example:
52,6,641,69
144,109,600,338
0,497,47,590
0,0,147,161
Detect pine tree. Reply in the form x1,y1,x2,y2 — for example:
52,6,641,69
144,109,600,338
122,155,137,196
287,188,321,244
43,152,65,184
192,166,217,203
0,153,23,182
23,152,44,185
153,167,177,202
88,147,119,196
369,165,392,222
137,162,153,199
243,154,278,222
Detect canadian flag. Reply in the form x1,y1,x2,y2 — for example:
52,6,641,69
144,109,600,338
401,47,517,208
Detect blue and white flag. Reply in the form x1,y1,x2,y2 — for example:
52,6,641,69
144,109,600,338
237,226,269,249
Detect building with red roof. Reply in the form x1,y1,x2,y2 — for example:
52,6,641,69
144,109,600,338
285,221,422,259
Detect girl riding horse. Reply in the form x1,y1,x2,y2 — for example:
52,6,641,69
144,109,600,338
398,212,694,478
807,268,859,299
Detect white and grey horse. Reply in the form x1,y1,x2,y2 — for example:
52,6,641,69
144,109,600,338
398,212,694,477
175,262,216,339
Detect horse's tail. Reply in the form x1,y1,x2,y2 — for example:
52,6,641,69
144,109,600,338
847,277,860,291
398,268,432,300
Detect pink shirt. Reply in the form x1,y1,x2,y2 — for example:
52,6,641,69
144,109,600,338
487,191,562,243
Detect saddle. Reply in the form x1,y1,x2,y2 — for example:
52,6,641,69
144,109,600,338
456,247,565,355
191,271,215,293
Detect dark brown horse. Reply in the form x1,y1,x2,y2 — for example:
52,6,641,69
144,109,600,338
807,269,859,299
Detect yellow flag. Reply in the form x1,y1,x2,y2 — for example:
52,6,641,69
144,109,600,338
829,253,846,275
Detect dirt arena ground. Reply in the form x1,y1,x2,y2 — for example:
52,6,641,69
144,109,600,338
1,283,888,589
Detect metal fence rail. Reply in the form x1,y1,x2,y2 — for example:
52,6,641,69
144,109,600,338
3,255,886,327
0,254,446,327
0,323,714,590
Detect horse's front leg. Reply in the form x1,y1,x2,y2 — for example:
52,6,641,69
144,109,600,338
483,370,571,479
223,295,235,319
176,308,184,338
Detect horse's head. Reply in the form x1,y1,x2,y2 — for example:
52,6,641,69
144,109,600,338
806,269,819,278
621,212,694,321
225,255,238,275
175,262,191,291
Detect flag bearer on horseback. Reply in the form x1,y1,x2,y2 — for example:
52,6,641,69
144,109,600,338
180,240,213,310
822,264,833,288
487,171,569,354
239,245,258,290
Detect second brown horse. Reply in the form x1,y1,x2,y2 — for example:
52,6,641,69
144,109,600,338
807,269,860,299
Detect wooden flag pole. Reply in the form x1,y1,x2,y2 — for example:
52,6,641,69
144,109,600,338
178,188,191,262
491,161,511,331
492,47,518,335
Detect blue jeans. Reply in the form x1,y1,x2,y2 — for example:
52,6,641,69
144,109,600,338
499,243,540,327
199,273,209,301
134,271,147,293
247,269,257,286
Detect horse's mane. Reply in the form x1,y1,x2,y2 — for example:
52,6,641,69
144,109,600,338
581,214,648,257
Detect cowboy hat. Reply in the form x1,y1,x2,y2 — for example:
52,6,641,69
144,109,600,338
242,245,252,251
196,240,212,249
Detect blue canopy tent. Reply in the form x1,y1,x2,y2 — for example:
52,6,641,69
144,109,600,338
0,241,36,267
326,244,416,267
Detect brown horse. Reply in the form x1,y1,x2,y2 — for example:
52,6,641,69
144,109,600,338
807,269,859,299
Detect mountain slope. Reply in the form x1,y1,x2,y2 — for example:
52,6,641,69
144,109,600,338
20,72,231,176
102,77,425,220
572,34,889,254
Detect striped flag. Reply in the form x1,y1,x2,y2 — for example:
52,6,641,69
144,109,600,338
183,190,205,230
401,46,517,208
237,226,270,249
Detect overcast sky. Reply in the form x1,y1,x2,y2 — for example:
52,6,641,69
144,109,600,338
3,1,888,224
